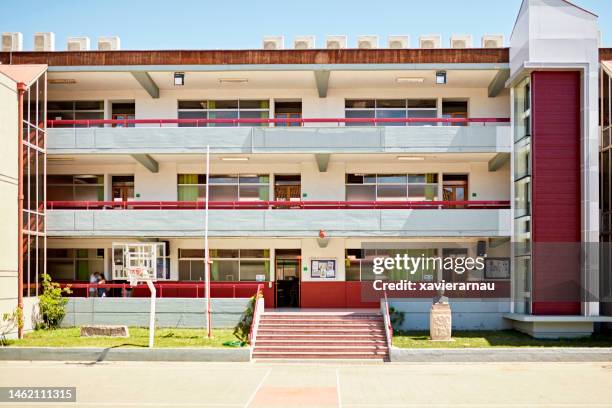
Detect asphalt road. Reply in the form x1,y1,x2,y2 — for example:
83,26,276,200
1,360,611,408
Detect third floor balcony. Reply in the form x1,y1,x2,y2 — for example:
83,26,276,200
47,117,511,155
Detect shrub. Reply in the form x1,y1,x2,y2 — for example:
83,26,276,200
233,292,262,344
389,306,405,331
0,307,23,345
38,274,72,330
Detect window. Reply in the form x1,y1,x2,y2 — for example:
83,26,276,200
177,174,269,201
47,248,105,282
48,101,104,127
346,174,438,201
345,248,437,281
178,249,270,281
345,99,438,126
48,175,104,201
178,100,270,127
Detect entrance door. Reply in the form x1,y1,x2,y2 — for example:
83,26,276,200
275,101,302,127
275,175,301,202
442,100,468,126
275,250,301,308
111,102,136,127
443,175,468,208
112,175,134,202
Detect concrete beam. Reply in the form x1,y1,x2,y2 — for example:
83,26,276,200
315,153,330,172
314,70,330,98
130,71,159,98
488,69,510,97
488,153,510,172
131,154,159,173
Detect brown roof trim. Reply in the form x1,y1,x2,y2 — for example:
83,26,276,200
600,49,612,62
0,49,509,67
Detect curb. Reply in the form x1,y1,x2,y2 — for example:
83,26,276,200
389,347,612,362
0,347,250,362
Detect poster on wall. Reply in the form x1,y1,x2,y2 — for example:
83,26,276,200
311,259,336,279
484,257,511,279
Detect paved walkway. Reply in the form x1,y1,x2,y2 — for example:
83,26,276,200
1,360,611,407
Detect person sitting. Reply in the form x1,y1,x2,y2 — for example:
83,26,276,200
89,272,98,297
95,273,107,298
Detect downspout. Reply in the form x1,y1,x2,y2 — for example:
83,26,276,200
17,82,26,339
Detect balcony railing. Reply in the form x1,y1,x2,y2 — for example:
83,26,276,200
47,200,510,210
47,117,510,128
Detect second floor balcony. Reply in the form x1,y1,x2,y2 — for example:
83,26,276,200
46,200,511,238
47,117,511,155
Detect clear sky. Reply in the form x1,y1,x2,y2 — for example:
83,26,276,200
0,0,610,50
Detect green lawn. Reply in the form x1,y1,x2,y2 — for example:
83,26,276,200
393,330,612,348
4,327,240,348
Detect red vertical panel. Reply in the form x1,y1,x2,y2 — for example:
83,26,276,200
530,71,581,315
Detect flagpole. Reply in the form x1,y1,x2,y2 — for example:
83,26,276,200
204,145,212,338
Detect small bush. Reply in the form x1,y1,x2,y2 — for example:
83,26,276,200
1,308,23,346
233,292,262,344
38,274,72,330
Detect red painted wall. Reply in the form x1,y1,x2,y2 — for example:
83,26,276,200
530,71,582,315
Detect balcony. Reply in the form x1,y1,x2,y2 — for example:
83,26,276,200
46,118,511,155
46,200,511,238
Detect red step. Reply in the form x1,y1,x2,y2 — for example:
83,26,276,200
253,312,390,360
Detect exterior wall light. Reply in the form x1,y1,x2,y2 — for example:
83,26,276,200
436,71,447,85
174,72,185,86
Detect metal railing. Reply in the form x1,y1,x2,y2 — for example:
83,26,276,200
382,291,393,349
47,117,510,128
55,281,263,298
47,200,510,210
248,284,265,346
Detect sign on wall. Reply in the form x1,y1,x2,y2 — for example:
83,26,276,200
484,257,511,279
310,259,336,279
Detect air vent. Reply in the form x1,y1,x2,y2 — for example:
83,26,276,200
387,35,410,49
481,35,504,48
34,32,55,51
450,34,472,49
357,35,378,49
419,35,441,49
263,36,284,50
1,32,23,52
98,36,121,51
67,37,90,51
293,35,315,49
326,35,347,49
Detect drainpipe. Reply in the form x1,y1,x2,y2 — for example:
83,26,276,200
17,82,26,339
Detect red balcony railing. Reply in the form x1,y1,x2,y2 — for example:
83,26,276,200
47,200,510,210
47,117,510,128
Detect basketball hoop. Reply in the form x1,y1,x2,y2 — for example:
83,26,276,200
112,242,163,348
127,266,150,287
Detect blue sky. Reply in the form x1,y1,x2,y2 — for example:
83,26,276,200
0,0,610,50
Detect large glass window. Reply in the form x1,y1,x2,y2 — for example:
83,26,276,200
178,100,270,127
346,173,438,201
48,101,104,127
178,249,270,281
345,99,438,126
22,74,46,297
513,77,532,314
47,248,105,282
48,175,104,201
177,174,269,201
345,248,437,281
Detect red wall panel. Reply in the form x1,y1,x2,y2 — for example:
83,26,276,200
530,71,581,315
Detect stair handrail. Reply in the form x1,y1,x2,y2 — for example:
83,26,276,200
382,291,393,349
248,284,265,348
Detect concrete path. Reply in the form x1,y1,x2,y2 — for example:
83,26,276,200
0,360,611,407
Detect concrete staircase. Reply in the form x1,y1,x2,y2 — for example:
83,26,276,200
252,311,389,360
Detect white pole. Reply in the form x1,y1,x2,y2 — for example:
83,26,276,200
146,280,156,348
204,145,212,338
